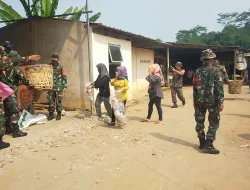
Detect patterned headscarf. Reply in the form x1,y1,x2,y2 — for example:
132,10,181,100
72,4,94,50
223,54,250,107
116,66,128,80
149,64,164,86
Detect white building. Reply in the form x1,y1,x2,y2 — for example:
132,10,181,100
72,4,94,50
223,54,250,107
0,17,170,110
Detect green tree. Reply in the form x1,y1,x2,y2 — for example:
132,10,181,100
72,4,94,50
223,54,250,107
0,0,101,25
176,8,250,49
176,25,207,43
217,9,250,27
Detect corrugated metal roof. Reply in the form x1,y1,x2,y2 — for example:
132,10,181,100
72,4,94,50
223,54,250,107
166,42,245,51
90,23,171,49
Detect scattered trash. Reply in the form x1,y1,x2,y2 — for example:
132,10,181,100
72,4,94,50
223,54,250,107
64,129,69,133
62,110,70,116
18,110,47,129
238,144,249,148
96,180,103,184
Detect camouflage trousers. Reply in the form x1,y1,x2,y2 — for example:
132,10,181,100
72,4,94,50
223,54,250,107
195,105,220,140
0,110,5,137
171,87,185,104
3,94,20,131
48,91,63,113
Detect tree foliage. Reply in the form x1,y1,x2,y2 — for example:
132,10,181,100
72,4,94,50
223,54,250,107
0,0,101,25
176,9,250,49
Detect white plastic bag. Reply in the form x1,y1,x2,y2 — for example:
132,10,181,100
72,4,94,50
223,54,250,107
111,91,126,124
236,57,247,71
85,82,93,100
18,110,47,129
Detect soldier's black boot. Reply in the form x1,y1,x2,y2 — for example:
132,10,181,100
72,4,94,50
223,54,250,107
47,112,54,121
5,125,13,135
0,136,10,150
198,137,206,149
12,125,28,138
56,112,61,121
182,99,186,106
171,103,178,108
204,139,220,154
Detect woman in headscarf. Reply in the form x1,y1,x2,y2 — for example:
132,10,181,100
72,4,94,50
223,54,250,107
141,64,164,124
108,66,129,126
90,63,112,120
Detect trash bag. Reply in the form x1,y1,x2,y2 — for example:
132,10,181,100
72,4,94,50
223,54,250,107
85,82,93,100
111,91,126,124
235,52,247,70
18,110,47,129
0,81,14,100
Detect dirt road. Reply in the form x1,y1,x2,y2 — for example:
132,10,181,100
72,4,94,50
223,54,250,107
0,87,250,190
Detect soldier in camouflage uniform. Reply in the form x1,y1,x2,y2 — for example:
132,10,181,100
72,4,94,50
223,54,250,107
47,53,67,121
0,64,12,148
213,60,229,83
193,49,224,154
1,41,40,114
0,109,10,149
0,58,35,138
170,62,186,108
1,41,40,66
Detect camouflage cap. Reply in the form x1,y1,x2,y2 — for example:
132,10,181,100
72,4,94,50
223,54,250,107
175,62,183,67
200,49,216,61
51,53,59,61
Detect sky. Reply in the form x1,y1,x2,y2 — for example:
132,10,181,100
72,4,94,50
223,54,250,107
3,0,250,41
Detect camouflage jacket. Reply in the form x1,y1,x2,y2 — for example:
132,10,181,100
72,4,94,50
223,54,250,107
1,50,31,66
0,67,33,94
193,64,224,106
171,70,184,88
214,65,229,81
8,50,31,66
50,63,67,91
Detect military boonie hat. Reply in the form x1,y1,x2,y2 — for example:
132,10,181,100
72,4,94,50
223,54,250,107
51,53,59,61
175,62,183,67
200,49,216,61
7,50,19,59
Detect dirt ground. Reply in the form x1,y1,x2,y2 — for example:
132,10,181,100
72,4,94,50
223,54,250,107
0,86,250,190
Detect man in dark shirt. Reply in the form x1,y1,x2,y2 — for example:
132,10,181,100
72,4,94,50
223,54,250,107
91,63,112,120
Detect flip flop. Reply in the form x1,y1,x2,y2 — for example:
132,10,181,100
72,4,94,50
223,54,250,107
141,118,150,122
154,120,162,124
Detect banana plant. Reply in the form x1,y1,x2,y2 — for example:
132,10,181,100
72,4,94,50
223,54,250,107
0,0,101,25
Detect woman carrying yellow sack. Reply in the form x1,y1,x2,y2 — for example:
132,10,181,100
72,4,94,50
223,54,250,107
108,66,129,126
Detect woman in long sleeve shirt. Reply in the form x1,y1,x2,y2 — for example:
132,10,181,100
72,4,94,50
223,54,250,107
109,66,129,125
91,63,112,119
141,64,164,124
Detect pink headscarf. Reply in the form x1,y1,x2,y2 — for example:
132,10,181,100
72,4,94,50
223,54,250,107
149,64,165,86
0,82,14,101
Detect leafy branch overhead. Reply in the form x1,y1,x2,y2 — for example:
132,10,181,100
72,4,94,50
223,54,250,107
0,0,101,25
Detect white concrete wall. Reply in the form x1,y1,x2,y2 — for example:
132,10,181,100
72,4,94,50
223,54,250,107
91,33,132,100
132,47,154,91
